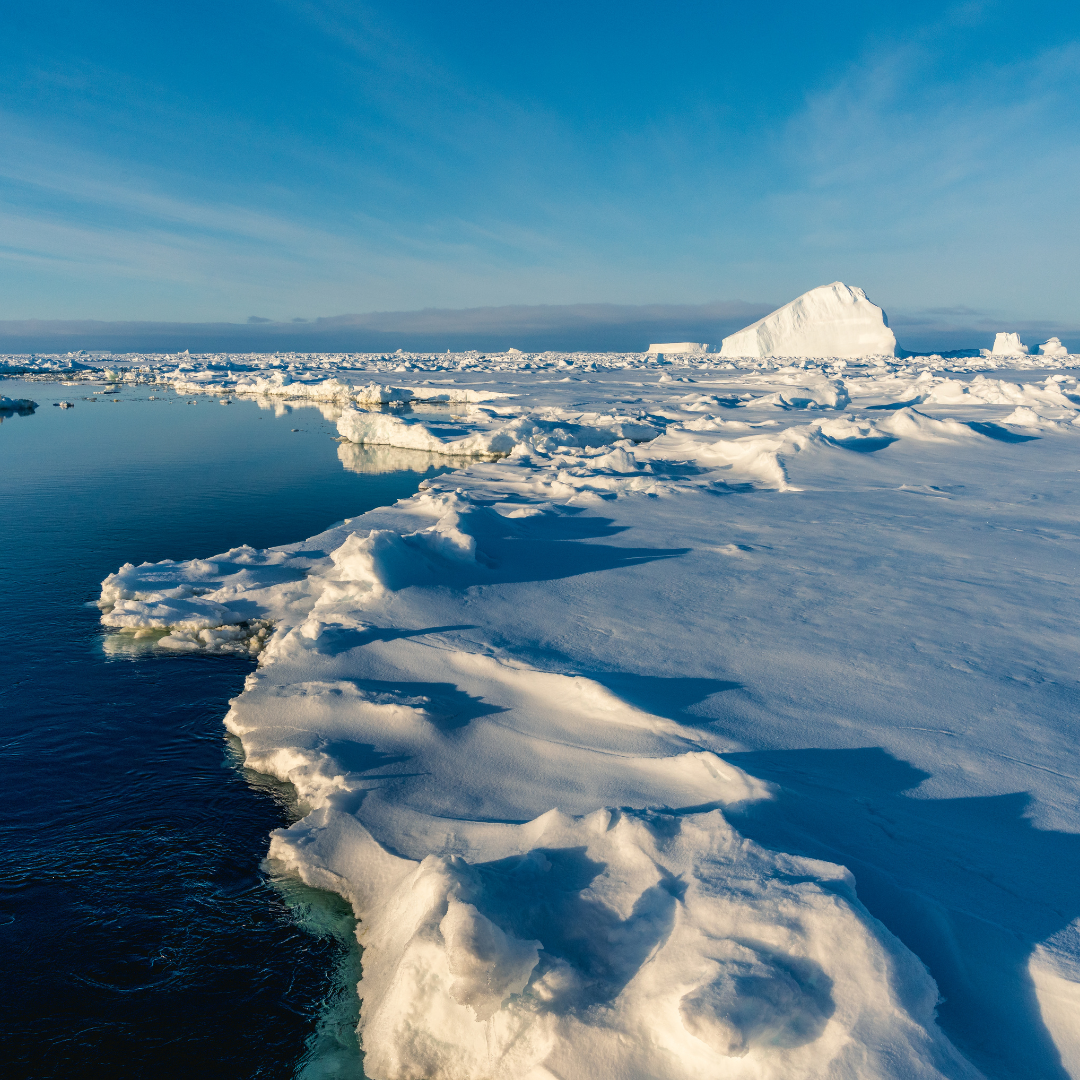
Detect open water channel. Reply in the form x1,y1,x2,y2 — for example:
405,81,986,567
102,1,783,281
0,378,453,1078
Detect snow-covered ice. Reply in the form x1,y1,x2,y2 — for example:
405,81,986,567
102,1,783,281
8,323,1078,1078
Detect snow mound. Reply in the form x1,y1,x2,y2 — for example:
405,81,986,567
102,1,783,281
990,332,1028,356
719,283,897,359
750,377,850,411
920,375,1076,408
271,807,973,1080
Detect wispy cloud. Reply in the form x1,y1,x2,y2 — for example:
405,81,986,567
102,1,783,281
0,110,673,320
1,1,1077,325
760,37,1080,316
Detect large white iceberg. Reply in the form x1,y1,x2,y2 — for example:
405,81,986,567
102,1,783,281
719,282,897,359
1038,337,1068,357
990,332,1029,356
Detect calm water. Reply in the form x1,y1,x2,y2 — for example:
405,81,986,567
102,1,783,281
0,380,452,1078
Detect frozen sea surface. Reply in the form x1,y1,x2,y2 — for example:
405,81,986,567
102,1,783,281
8,347,1080,1080
0,381,451,1077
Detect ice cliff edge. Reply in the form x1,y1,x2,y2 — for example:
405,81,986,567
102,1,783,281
720,282,897,359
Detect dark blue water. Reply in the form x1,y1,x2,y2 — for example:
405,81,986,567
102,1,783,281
0,381,452,1078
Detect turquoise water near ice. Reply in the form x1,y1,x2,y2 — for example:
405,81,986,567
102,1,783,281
0,380,453,1078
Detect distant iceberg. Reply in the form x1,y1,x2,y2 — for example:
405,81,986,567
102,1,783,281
647,342,709,355
719,282,896,359
1038,336,1068,357
990,332,1028,356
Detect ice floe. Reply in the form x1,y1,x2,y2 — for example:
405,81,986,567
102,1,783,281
62,336,1080,1079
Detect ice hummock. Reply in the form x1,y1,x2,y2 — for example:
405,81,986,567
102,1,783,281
719,282,897,359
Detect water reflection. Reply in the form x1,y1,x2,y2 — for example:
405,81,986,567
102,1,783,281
337,440,459,475
230,736,366,1080
249,395,347,423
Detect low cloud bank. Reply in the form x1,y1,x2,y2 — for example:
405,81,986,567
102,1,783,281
0,301,1075,356
887,308,1078,356
0,302,767,355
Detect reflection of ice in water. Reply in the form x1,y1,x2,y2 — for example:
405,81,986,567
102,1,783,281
101,628,173,656
249,396,346,423
269,868,365,1080
337,440,458,475
229,736,366,1079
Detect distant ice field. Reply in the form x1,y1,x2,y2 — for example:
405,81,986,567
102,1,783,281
7,345,1080,1080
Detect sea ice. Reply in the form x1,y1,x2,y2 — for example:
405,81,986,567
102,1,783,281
56,327,1080,1079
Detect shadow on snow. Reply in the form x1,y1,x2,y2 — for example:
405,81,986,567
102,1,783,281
723,746,1080,1080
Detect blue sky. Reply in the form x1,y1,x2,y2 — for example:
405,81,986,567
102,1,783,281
2,0,1078,329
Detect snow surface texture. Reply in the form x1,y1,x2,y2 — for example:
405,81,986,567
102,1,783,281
25,336,1077,1079
719,282,897,359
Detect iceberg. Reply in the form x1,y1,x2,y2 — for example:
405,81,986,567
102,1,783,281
719,282,897,359
647,342,710,355
1038,336,1068,357
990,332,1029,356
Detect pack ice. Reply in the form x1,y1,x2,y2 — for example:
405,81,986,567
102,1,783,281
58,317,1080,1079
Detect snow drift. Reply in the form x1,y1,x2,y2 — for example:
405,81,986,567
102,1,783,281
719,282,897,359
